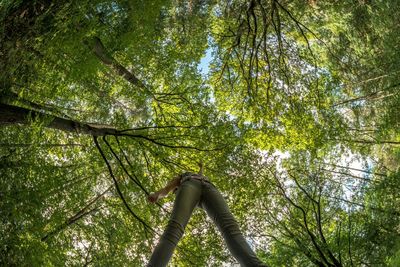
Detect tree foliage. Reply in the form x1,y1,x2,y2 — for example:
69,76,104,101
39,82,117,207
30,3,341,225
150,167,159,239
1,0,399,266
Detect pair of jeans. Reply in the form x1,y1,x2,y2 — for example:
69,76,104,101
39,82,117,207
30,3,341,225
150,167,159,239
147,178,266,267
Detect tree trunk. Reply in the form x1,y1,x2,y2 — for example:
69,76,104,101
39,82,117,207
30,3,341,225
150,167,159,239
0,103,118,136
90,37,144,88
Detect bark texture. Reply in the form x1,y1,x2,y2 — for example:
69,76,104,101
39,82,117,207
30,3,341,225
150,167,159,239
91,37,144,88
0,103,118,136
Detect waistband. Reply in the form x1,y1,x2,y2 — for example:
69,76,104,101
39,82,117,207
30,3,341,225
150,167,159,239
180,173,210,184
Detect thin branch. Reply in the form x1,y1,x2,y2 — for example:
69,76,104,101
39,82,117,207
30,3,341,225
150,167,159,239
118,124,205,133
116,133,223,151
317,162,386,177
338,138,400,145
103,136,149,194
273,173,332,266
93,136,154,233
41,185,111,241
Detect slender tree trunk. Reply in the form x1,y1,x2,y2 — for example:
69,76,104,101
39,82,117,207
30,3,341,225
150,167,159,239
41,185,112,241
0,103,118,136
2,90,74,119
89,37,144,88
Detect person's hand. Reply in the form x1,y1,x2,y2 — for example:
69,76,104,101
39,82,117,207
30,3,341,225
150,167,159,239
147,192,160,203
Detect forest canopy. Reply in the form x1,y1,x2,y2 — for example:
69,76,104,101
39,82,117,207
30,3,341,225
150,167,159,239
1,0,400,266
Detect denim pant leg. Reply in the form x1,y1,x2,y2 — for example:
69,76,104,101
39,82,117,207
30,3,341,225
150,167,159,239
148,179,202,267
200,182,267,267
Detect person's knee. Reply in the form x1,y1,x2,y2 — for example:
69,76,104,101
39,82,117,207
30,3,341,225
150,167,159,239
162,219,185,245
217,213,241,236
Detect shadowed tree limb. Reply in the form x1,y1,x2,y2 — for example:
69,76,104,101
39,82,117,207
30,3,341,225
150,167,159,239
0,103,119,136
262,202,327,267
289,173,342,267
0,103,222,150
116,133,223,151
93,136,154,234
270,169,334,266
103,136,149,195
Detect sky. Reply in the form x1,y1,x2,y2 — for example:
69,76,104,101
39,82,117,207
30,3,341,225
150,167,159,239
198,47,213,76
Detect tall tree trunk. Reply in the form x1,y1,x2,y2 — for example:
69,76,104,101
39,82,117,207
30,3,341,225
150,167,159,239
89,37,145,89
0,103,118,136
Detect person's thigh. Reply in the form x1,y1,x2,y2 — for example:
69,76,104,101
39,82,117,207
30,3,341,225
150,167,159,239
170,179,202,226
199,182,234,225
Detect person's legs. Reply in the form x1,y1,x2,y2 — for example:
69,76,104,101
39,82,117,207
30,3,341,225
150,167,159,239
200,182,267,267
148,179,202,267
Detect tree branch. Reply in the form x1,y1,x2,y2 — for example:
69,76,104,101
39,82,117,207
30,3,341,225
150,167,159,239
93,136,154,233
41,185,111,241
